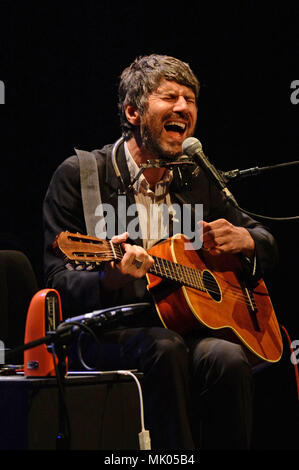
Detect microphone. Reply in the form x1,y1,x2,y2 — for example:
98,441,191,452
59,303,151,328
182,137,238,207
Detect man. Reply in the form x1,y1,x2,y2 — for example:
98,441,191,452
43,54,278,449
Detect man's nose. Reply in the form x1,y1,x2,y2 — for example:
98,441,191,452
173,96,189,113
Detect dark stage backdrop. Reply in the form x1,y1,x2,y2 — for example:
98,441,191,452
0,1,298,339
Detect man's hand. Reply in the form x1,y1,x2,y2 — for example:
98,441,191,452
100,232,154,291
198,219,255,257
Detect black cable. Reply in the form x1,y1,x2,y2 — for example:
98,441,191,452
49,320,101,448
50,344,71,450
234,204,299,222
63,321,103,371
222,164,299,221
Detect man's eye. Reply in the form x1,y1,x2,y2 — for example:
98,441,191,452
163,95,195,104
163,95,176,101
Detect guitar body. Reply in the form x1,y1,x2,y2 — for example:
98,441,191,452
147,234,283,363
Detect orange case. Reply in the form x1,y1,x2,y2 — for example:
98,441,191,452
24,289,67,377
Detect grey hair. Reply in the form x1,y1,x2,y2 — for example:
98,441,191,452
118,54,200,139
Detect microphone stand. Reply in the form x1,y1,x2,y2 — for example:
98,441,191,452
5,324,73,449
222,160,299,182
216,160,299,221
125,157,194,193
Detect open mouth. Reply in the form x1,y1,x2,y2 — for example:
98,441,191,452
164,121,187,135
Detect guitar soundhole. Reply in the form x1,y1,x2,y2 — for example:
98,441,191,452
202,270,222,302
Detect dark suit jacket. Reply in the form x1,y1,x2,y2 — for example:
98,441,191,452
43,140,278,318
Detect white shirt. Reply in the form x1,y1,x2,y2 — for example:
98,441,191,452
124,142,176,250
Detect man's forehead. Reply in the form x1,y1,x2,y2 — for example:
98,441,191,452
152,79,195,96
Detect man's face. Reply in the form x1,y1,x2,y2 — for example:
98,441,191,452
139,79,198,159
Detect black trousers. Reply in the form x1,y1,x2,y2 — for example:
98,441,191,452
70,325,253,450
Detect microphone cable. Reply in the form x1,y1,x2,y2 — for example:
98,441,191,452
63,319,151,450
230,198,299,222
183,137,299,222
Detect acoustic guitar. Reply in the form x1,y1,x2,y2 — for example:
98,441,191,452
53,231,283,363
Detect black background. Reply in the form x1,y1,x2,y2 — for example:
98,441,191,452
0,2,298,337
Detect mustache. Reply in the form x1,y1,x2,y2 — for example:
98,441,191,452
163,112,189,123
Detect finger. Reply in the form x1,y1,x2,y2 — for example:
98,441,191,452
119,244,142,271
197,220,211,232
111,232,129,244
136,255,154,273
198,220,209,246
207,218,233,233
208,246,222,255
200,224,216,249
122,250,137,268
132,247,154,271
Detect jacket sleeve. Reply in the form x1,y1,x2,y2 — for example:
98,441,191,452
43,155,103,318
173,166,279,280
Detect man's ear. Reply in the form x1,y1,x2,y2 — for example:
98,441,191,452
124,104,141,126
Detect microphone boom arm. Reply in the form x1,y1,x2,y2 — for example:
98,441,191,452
182,137,299,221
222,160,299,182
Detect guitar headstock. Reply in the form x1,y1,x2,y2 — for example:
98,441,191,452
53,231,119,271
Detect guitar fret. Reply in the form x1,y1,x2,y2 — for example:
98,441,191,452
105,242,204,291
150,256,204,291
183,264,191,285
111,242,124,261
195,269,204,290
60,230,205,291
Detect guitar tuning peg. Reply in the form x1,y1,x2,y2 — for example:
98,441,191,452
65,262,74,271
75,264,85,271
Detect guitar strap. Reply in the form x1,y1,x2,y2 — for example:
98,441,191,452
74,148,106,238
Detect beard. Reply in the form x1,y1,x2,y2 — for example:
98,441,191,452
140,122,184,161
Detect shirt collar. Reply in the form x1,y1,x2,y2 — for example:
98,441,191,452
124,141,172,195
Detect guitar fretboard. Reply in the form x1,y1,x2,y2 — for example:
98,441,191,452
150,256,205,291
113,243,205,291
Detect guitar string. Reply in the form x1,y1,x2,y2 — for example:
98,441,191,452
74,245,248,300
150,257,254,306
75,246,254,305
73,246,256,307
65,238,253,303
90,245,250,301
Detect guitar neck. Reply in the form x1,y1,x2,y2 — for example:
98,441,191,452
112,241,204,291
150,255,205,291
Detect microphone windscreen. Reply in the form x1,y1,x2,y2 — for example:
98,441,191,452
182,137,202,154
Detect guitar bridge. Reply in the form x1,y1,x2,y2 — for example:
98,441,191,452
243,285,260,332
